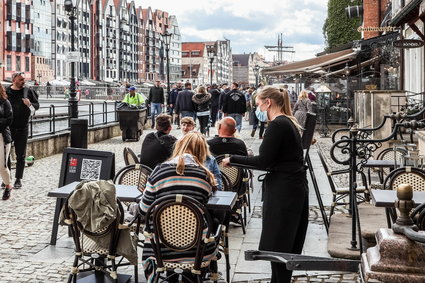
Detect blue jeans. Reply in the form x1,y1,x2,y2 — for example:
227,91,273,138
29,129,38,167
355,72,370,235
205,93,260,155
228,113,243,132
151,103,162,126
180,111,195,119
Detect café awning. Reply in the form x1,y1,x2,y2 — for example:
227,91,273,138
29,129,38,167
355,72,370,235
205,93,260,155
262,49,359,76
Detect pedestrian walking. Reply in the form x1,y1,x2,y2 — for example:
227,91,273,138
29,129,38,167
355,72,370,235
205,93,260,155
174,82,195,119
168,81,183,125
0,84,13,200
6,72,40,189
293,89,313,128
222,86,308,283
46,82,52,98
289,87,297,110
250,88,266,139
222,82,246,132
192,85,211,135
122,86,145,107
208,83,221,127
148,80,165,129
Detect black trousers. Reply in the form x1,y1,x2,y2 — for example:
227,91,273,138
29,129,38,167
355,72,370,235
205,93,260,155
198,115,209,135
9,127,29,179
210,106,219,126
260,170,309,283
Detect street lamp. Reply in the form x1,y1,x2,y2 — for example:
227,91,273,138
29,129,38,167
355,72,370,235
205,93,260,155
344,63,352,123
64,0,78,118
207,49,215,86
253,64,260,86
162,31,172,96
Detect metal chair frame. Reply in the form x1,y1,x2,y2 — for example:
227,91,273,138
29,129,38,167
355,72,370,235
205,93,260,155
113,164,153,194
63,190,140,283
123,147,139,166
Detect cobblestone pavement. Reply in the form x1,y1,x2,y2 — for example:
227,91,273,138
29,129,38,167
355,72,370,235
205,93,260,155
0,121,360,283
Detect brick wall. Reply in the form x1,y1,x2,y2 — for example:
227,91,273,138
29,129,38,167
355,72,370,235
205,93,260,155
363,0,390,39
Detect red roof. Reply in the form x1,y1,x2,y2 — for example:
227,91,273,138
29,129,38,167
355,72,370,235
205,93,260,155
182,42,206,57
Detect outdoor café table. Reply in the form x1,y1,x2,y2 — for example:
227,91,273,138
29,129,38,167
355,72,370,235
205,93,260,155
370,189,425,207
48,181,237,245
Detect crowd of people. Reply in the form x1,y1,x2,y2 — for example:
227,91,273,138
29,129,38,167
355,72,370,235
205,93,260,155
133,83,316,283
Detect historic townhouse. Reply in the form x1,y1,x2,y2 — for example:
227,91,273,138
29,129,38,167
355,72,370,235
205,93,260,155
143,7,160,82
32,0,54,83
136,7,145,83
51,0,71,80
126,1,139,83
4,0,34,81
168,15,182,84
89,0,103,81
76,0,91,79
181,42,208,86
100,0,118,82
153,9,169,83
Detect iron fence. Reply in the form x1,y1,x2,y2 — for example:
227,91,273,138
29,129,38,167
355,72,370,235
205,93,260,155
28,101,119,139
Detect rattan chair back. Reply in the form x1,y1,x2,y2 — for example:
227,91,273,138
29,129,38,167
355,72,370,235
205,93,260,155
215,154,243,191
385,167,425,192
123,147,139,166
377,147,407,176
114,164,152,193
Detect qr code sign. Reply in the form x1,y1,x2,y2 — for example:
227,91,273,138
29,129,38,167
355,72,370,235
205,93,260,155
80,159,102,180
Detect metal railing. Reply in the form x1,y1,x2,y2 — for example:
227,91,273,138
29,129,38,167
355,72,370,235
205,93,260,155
28,101,119,139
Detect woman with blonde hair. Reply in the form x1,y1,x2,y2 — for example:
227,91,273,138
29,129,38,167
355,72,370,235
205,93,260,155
222,86,308,283
192,85,211,135
0,85,13,200
293,89,312,128
139,132,217,282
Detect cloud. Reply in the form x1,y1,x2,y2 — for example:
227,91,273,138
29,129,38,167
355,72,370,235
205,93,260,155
135,0,328,61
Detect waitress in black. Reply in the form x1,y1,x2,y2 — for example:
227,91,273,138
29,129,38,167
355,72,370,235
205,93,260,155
222,86,309,283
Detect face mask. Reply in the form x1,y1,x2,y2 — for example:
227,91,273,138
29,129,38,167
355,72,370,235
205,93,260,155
255,108,268,122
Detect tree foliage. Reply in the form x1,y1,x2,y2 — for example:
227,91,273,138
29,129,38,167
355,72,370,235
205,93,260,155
323,0,362,49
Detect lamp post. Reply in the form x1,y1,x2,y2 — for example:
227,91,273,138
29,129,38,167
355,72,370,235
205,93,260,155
64,0,78,118
207,49,215,86
253,64,260,86
344,63,352,124
162,31,172,96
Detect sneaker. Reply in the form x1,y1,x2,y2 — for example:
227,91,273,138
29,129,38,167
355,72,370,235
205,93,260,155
2,187,11,200
14,179,22,189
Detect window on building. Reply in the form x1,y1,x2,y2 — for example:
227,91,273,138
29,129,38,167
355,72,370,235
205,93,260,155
16,56,21,71
6,55,12,71
191,51,200,56
25,57,30,72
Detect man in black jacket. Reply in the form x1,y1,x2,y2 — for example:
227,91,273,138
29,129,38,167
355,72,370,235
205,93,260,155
148,80,165,129
209,83,221,127
174,82,195,119
222,82,246,132
168,81,183,125
6,72,40,188
139,114,177,170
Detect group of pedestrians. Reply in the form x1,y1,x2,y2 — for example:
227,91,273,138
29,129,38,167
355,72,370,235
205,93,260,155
1,72,40,200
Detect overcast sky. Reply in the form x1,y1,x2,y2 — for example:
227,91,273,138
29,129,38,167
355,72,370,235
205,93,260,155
135,0,328,62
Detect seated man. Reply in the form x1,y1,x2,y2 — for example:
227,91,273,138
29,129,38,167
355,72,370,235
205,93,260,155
139,114,177,170
208,117,248,157
122,86,145,107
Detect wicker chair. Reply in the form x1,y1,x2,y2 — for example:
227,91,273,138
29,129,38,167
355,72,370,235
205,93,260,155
143,194,222,283
317,150,369,219
215,154,249,234
113,164,152,194
369,147,408,185
123,147,139,166
62,184,141,283
382,167,425,225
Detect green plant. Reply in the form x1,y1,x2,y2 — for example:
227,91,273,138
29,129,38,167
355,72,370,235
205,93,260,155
323,0,362,49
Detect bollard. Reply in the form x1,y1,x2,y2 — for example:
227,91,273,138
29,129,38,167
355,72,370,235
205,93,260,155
70,118,88,148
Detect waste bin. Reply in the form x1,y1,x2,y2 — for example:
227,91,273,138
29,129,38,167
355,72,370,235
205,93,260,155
117,105,147,141
70,118,88,148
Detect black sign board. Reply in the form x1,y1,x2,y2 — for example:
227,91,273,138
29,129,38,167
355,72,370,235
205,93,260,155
393,39,424,49
58,147,115,187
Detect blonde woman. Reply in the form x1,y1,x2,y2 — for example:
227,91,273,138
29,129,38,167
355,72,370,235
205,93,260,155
0,85,13,200
222,87,308,283
293,89,312,128
139,132,217,282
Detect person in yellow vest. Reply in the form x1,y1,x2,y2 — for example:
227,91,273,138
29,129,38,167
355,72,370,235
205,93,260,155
122,86,145,107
